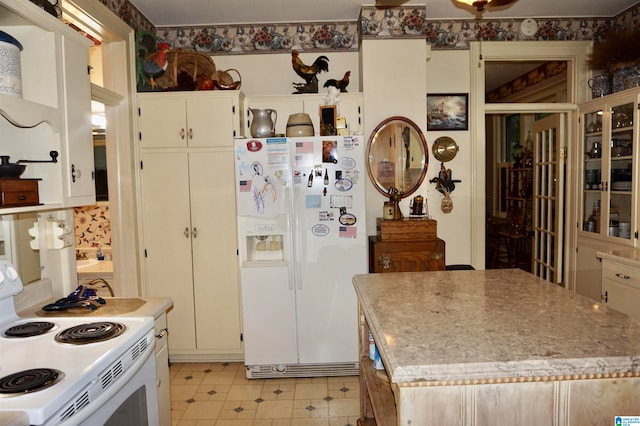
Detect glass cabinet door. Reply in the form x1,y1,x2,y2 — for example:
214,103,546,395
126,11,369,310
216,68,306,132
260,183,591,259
580,94,637,243
608,101,634,240
582,110,603,234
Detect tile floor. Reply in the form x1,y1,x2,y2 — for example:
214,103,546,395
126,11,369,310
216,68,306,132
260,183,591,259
170,362,361,425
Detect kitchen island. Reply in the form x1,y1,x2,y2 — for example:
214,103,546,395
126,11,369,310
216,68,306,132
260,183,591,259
353,269,640,425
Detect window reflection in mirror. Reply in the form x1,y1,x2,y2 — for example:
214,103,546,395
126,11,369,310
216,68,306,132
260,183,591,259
366,116,428,198
0,213,41,283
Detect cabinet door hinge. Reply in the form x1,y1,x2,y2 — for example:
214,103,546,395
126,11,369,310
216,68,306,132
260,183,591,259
232,105,236,114
138,131,142,141
144,249,148,258
636,231,639,239
240,333,243,342
138,107,141,117
140,160,143,170
233,129,236,137
236,249,239,256
87,65,92,75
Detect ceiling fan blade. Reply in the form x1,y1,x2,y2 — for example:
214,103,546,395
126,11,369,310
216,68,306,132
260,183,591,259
489,0,518,7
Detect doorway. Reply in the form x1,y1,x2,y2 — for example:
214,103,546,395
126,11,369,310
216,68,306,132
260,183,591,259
469,40,592,287
62,0,138,296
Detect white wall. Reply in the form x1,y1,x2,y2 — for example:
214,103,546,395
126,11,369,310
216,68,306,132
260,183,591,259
424,49,472,266
216,44,476,267
214,51,360,96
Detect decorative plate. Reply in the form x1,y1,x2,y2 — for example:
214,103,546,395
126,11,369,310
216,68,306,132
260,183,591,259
432,136,459,162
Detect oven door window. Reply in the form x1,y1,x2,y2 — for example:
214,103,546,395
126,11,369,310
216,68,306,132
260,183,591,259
104,386,148,426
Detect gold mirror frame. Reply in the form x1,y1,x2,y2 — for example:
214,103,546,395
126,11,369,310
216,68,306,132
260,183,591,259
366,116,429,198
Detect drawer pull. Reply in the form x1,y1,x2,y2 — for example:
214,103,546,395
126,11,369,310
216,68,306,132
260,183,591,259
155,328,168,339
378,256,391,270
615,273,631,280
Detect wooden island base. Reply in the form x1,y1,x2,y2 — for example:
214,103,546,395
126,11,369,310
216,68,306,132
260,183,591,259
354,269,640,425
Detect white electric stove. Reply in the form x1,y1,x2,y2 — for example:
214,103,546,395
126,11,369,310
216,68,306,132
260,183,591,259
0,261,159,425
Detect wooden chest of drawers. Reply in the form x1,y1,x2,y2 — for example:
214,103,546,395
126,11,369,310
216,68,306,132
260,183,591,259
0,179,41,207
376,217,437,241
369,236,445,273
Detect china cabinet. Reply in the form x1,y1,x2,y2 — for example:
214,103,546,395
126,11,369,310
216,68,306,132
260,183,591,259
579,90,637,243
0,0,95,214
245,93,363,136
576,88,639,301
137,91,244,361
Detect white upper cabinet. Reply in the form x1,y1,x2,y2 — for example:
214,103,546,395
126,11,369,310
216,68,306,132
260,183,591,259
0,0,94,213
137,92,245,148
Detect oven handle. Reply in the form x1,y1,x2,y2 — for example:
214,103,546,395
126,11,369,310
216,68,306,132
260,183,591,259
155,328,168,339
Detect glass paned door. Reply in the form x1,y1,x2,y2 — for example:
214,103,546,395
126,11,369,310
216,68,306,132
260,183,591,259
533,113,566,284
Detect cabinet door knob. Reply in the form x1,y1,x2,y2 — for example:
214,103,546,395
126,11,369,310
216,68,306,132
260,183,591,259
192,227,198,238
184,227,190,238
155,328,168,339
615,273,630,279
180,128,186,139
378,256,391,270
188,128,193,139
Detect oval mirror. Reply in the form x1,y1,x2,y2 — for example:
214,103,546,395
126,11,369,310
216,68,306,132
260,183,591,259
366,116,428,198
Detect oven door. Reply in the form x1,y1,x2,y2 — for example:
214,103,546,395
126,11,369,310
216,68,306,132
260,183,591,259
63,350,159,426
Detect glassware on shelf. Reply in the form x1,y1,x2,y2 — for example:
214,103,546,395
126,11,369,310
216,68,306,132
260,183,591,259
588,141,601,159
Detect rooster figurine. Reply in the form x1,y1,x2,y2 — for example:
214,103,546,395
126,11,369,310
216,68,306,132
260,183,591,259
142,42,170,89
291,50,329,93
323,71,350,93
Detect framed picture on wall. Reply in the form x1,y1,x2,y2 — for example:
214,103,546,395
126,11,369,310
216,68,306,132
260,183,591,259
427,93,469,131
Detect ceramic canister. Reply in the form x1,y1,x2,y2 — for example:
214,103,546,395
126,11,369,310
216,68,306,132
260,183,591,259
0,31,23,97
588,73,611,99
286,113,314,137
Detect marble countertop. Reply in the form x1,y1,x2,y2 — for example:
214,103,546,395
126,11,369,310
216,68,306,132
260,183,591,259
353,269,640,384
596,248,640,268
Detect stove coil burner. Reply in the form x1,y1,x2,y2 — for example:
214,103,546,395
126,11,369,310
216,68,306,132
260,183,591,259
0,368,63,394
4,321,55,338
55,321,126,345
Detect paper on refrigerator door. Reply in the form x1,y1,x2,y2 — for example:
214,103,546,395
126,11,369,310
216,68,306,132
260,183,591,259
235,138,289,218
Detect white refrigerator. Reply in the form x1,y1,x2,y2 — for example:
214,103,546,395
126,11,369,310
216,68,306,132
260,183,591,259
234,135,367,378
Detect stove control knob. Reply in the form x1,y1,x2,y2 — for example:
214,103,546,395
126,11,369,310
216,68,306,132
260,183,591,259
6,267,18,281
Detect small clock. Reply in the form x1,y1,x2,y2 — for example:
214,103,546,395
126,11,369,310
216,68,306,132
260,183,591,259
520,18,538,37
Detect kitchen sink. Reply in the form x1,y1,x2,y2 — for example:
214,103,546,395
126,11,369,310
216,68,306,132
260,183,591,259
76,259,100,269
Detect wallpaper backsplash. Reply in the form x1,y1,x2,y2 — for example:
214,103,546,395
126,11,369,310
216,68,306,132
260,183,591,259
74,204,111,249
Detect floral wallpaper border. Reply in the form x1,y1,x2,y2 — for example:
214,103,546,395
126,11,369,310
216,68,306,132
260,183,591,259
95,0,640,53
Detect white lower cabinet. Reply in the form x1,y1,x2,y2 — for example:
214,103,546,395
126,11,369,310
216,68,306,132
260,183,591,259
154,313,170,426
601,258,640,320
140,149,242,360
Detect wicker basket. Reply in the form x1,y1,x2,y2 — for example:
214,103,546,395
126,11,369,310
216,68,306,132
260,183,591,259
155,50,216,89
214,68,242,90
